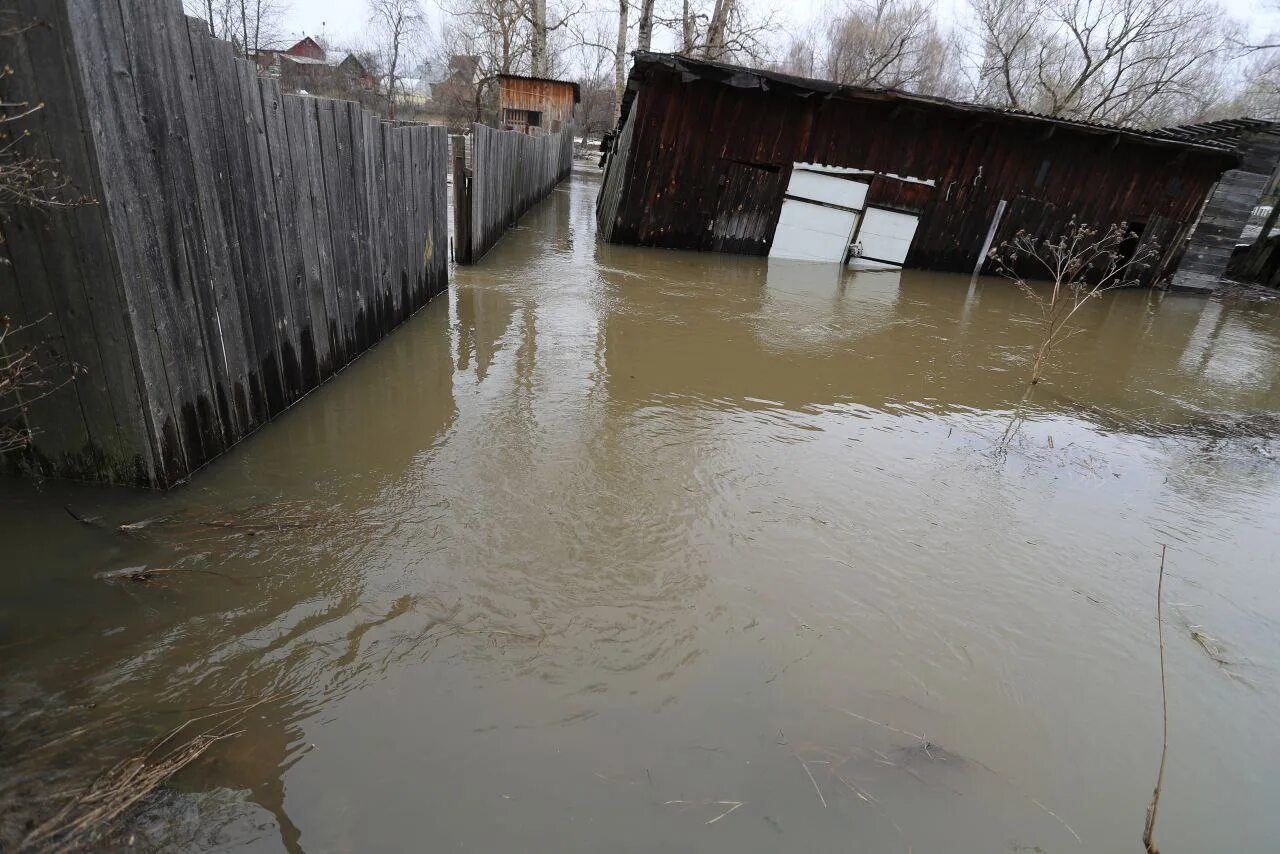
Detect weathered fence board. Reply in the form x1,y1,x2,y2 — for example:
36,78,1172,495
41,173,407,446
455,123,573,263
3,0,449,486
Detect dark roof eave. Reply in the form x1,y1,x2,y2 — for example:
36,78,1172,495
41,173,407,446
623,52,1241,164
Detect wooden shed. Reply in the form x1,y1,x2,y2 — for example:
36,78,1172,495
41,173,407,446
498,74,580,134
597,53,1244,284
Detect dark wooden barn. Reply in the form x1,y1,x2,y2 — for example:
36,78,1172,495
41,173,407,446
597,53,1243,284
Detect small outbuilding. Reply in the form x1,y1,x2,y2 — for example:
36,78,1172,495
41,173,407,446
597,53,1247,285
497,74,580,134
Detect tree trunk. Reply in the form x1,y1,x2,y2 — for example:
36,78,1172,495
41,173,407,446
253,0,262,55
388,24,401,120
239,0,248,56
531,0,548,76
205,0,215,36
704,0,735,60
614,0,629,123
681,0,695,54
637,0,656,53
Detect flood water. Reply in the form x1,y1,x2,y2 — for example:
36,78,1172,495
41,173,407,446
4,169,1280,852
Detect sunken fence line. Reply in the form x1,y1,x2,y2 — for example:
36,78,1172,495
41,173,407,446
0,0,449,488
454,122,574,264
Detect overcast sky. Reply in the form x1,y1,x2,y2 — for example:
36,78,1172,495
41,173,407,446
281,0,1280,68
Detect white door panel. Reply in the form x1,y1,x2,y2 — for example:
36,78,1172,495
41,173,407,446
786,170,869,210
770,200,858,263
856,208,919,266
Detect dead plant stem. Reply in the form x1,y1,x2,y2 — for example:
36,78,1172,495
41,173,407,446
1143,544,1168,854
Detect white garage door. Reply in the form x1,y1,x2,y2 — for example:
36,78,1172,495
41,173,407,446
856,207,920,266
771,200,859,263
770,169,868,263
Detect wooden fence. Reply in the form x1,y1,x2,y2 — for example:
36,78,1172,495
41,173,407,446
0,0,448,487
454,123,573,263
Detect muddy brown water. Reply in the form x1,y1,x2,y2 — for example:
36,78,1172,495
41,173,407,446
3,169,1280,852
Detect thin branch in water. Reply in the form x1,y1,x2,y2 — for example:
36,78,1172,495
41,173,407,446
1143,543,1169,854
797,755,828,808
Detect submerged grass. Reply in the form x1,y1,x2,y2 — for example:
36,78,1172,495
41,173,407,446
4,696,280,852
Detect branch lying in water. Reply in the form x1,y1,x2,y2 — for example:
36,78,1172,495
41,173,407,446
1144,544,1169,854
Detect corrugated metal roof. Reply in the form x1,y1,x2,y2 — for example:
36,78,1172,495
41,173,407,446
497,73,582,104
624,52,1248,157
1150,117,1280,146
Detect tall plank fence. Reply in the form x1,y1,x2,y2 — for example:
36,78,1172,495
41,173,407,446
0,0,448,487
454,123,573,263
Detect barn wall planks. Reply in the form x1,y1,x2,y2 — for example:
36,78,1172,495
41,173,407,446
1,0,448,487
457,123,573,263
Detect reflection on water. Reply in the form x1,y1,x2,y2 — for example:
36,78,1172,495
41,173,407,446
3,170,1280,852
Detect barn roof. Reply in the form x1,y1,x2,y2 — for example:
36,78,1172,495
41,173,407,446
497,73,582,104
623,52,1244,159
1151,118,1280,147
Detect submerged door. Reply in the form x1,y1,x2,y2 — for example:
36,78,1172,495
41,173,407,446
771,200,859,263
854,207,920,267
769,169,868,263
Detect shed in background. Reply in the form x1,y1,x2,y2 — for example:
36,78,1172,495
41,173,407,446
498,74,580,134
597,53,1245,287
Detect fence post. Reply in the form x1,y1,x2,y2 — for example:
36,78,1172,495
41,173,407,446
452,134,471,264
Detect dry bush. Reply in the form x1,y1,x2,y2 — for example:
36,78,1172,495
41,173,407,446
987,219,1158,444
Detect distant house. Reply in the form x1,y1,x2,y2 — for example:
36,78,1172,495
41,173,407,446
497,74,579,134
256,36,375,96
433,56,479,108
254,35,325,70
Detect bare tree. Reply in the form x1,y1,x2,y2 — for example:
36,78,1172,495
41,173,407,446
703,0,734,59
680,0,696,53
781,0,959,94
440,0,531,76
436,0,533,124
182,0,288,56
527,0,584,77
967,0,1234,127
614,0,629,121
566,8,625,138
637,0,657,52
530,0,549,74
368,0,426,119
648,0,775,63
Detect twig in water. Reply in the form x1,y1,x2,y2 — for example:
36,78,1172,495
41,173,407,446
1030,796,1083,846
837,708,927,743
835,774,912,854
797,755,828,808
663,799,744,825
705,801,743,824
765,648,813,684
1143,544,1169,854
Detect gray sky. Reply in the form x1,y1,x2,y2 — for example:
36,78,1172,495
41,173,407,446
282,0,1280,67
